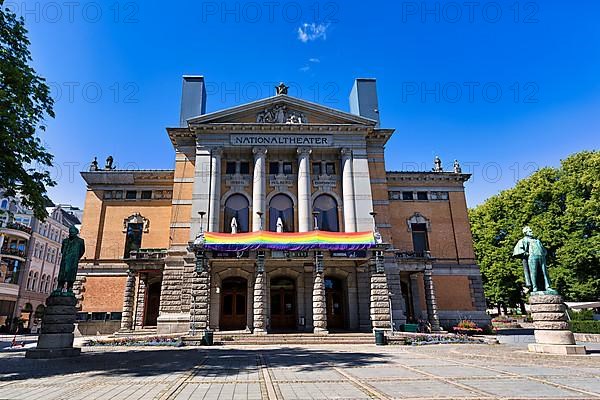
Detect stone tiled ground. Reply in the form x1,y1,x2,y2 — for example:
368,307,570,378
0,343,598,399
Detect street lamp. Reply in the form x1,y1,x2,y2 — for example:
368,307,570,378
314,251,324,274
199,211,206,233
312,211,320,230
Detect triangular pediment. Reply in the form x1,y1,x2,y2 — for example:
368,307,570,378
186,95,377,126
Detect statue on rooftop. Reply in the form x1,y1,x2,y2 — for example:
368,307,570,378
453,159,462,174
105,156,115,170
513,226,557,294
433,156,443,172
89,157,98,171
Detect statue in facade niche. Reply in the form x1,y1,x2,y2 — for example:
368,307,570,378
276,217,284,233
230,217,238,234
55,226,85,294
513,226,557,294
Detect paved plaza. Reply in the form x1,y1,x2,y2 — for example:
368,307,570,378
0,342,599,400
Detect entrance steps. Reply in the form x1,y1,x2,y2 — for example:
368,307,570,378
183,332,375,346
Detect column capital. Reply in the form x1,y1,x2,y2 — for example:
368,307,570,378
209,147,223,157
340,148,353,158
252,147,268,158
297,147,312,157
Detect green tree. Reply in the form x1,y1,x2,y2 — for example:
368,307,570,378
470,151,600,307
0,1,55,220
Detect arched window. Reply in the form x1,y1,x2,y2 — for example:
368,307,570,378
313,194,339,232
224,194,249,233
0,199,7,209
32,272,38,291
269,194,294,232
27,271,33,290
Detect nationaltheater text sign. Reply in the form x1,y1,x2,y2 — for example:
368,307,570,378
230,134,333,147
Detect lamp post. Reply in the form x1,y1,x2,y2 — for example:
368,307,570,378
369,211,377,231
199,211,206,233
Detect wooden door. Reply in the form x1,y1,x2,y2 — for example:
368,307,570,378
220,278,247,331
325,277,345,330
270,277,296,330
144,281,161,326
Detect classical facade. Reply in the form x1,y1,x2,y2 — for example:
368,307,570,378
77,77,488,335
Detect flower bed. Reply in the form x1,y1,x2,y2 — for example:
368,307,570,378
399,333,485,346
453,319,483,335
85,336,184,347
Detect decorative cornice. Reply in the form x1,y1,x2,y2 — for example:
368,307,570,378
386,171,471,183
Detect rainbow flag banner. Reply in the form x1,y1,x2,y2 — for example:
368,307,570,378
201,231,377,252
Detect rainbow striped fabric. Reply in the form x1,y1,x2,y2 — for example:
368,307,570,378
202,231,376,251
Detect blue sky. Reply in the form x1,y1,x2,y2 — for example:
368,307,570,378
11,0,600,207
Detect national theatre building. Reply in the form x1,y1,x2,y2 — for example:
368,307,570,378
75,77,489,335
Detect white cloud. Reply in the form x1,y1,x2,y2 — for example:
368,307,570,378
299,65,310,72
297,23,329,43
309,58,320,63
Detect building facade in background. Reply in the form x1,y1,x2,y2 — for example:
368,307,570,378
77,77,489,335
0,194,81,332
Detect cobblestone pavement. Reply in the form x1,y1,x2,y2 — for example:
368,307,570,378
0,343,599,399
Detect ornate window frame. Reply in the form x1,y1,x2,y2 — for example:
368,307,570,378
406,212,431,232
123,212,150,233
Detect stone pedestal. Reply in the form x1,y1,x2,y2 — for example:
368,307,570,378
528,294,586,355
26,294,81,359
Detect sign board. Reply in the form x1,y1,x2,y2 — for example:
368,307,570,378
231,134,333,147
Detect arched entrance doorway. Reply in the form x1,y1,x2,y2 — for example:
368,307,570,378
144,281,161,326
325,277,345,330
270,277,296,330
220,277,247,331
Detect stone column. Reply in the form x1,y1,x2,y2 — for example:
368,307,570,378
208,147,222,232
341,148,357,232
119,270,136,331
253,272,267,334
252,147,267,231
189,267,211,334
135,274,147,329
312,271,328,334
423,265,441,331
370,267,391,330
297,147,312,232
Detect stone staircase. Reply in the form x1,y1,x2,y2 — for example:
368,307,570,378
183,332,376,346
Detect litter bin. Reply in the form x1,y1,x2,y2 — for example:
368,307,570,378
374,330,386,346
203,330,213,346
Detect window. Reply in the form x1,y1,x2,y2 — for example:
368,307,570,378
226,162,237,175
0,199,7,209
416,192,428,201
114,191,123,199
269,194,294,232
402,192,414,201
109,312,123,320
430,191,449,200
325,162,335,176
141,190,152,200
282,162,292,175
239,162,250,175
91,312,108,321
125,190,137,200
224,194,250,233
269,162,280,175
104,191,113,200
312,163,322,176
32,272,38,291
27,271,33,290
411,223,429,257
124,223,143,258
313,194,339,232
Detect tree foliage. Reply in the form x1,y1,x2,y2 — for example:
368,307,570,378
0,2,55,220
469,151,600,306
